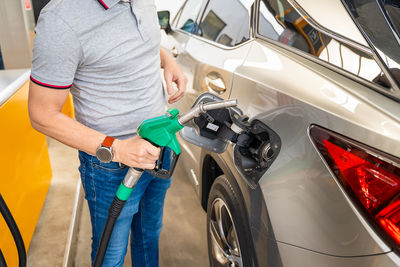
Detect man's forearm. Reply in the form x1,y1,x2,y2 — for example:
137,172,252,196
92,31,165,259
30,108,159,169
160,48,174,69
28,82,159,168
28,82,106,156
30,107,105,156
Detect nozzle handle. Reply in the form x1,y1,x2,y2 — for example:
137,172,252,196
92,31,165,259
146,146,180,179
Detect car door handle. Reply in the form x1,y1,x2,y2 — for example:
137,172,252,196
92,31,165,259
171,46,179,58
205,72,226,94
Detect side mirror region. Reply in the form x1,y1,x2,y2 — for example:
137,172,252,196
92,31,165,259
157,10,172,34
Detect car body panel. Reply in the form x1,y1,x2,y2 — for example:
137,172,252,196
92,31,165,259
277,242,400,267
229,39,400,256
231,39,400,158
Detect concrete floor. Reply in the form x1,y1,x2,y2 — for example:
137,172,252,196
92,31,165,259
27,139,209,266
27,138,80,266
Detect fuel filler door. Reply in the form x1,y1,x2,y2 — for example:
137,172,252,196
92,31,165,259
180,93,281,185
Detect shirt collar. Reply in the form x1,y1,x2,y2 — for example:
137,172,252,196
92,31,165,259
96,0,122,10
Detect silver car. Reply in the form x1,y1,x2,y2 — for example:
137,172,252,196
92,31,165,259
159,0,400,266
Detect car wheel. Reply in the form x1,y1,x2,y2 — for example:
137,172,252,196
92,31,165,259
207,175,254,267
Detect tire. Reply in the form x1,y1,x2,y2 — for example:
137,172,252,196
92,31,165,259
207,175,255,267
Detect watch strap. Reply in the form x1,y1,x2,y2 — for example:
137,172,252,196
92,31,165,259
102,136,115,148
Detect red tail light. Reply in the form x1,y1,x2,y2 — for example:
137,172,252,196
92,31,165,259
376,200,400,244
310,125,400,251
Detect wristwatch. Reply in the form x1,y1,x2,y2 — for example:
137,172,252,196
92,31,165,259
96,136,115,163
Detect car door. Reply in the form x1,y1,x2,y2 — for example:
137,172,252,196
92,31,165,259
160,0,206,102
167,0,255,194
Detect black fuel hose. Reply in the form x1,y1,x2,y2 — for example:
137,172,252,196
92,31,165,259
93,196,126,267
0,193,26,267
0,248,6,267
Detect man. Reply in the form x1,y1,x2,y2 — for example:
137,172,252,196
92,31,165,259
28,0,187,266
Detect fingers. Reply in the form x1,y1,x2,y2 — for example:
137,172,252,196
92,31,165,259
145,141,161,158
168,76,187,104
164,71,174,96
134,148,159,169
132,160,157,170
130,160,156,170
126,154,157,170
137,140,159,169
137,140,160,162
163,61,187,104
115,137,161,169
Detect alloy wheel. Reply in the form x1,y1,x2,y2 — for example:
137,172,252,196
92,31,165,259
209,198,243,267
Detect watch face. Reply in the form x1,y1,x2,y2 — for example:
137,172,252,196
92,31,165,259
96,147,113,163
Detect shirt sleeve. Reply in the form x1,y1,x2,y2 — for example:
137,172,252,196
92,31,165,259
30,11,83,89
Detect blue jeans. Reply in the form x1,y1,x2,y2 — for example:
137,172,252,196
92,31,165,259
78,149,171,267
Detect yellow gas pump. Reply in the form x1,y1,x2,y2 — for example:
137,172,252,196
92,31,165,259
0,71,73,266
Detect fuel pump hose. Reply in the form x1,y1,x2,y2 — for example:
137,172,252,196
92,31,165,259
93,167,143,267
0,193,26,267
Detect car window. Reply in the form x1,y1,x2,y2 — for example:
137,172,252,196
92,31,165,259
342,0,400,88
175,0,205,34
197,0,254,47
257,0,389,89
383,1,400,38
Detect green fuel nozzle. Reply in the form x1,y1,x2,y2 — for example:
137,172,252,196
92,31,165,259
117,98,238,197
137,108,184,155
138,99,239,154
115,98,238,199
135,99,239,178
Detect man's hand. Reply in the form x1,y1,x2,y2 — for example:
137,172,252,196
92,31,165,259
113,136,160,169
160,49,187,104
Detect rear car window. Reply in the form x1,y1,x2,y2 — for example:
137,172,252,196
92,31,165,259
257,0,388,89
383,0,400,37
197,0,253,47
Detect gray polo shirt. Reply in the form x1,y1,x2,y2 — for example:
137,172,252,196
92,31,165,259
30,0,165,139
